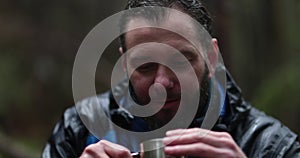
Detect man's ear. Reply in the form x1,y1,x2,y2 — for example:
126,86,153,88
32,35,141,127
119,47,127,72
208,38,219,78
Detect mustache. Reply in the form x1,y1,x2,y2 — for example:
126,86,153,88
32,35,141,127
128,66,210,106
150,84,180,101
151,92,181,103
128,81,181,105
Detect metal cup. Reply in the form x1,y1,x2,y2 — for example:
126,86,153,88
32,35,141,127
140,138,184,158
140,138,165,158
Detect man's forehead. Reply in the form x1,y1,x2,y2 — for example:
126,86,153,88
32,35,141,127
125,27,190,44
125,11,197,39
123,10,207,58
124,27,203,58
125,19,200,50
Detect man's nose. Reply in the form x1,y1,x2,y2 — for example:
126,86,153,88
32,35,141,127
154,65,175,89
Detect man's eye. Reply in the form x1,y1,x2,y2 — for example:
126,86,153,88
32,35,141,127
177,60,189,65
137,63,157,72
175,58,192,66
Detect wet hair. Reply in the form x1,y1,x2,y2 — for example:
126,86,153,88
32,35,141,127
119,0,212,52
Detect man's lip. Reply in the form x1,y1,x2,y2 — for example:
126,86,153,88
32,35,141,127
153,98,180,103
166,98,180,103
163,98,180,109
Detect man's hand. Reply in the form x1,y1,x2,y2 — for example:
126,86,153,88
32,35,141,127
163,128,247,158
80,140,132,158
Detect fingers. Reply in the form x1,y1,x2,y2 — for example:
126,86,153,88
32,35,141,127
163,128,247,158
80,142,108,158
166,128,217,137
80,140,132,158
164,142,234,158
102,140,132,158
164,128,231,148
163,130,221,147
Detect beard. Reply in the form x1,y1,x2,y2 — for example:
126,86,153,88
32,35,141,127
196,67,210,118
128,67,210,129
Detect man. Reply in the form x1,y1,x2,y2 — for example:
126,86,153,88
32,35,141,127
42,0,300,157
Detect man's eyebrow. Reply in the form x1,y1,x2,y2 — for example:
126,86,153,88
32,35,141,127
128,55,151,63
175,45,199,56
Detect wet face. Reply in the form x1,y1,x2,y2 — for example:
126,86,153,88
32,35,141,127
123,15,210,126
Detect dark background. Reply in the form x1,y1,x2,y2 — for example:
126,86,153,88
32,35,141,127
0,0,299,157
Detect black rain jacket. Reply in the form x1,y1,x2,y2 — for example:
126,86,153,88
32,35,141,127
42,71,300,158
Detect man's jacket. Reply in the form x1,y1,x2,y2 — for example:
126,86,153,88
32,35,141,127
42,72,300,158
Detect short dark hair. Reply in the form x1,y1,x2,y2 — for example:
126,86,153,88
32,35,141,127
119,0,213,52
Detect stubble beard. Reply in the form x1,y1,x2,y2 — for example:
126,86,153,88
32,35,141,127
128,67,210,130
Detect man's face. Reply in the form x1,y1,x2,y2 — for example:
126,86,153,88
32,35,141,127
123,15,209,125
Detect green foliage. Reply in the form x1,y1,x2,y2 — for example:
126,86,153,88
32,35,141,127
253,63,300,113
252,62,300,132
229,0,300,133
0,54,31,115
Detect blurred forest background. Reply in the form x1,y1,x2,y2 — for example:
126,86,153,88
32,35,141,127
0,0,299,157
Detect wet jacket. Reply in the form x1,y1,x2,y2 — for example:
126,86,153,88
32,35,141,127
42,72,300,158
